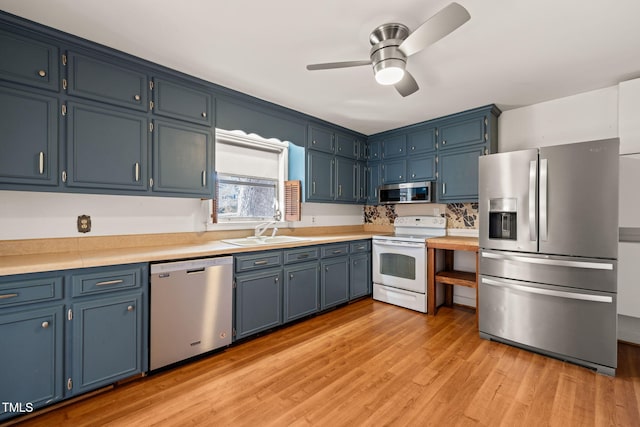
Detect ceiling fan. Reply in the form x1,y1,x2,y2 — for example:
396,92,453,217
306,2,470,97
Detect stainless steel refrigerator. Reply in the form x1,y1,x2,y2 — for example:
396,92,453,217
478,138,619,375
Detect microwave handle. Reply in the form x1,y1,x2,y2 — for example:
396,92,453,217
529,160,537,241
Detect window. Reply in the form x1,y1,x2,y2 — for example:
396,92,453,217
217,174,278,221
214,129,288,223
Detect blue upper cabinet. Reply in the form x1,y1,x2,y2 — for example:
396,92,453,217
66,51,148,112
438,114,486,150
0,86,58,186
0,28,59,91
152,78,212,126
438,145,485,202
307,124,334,154
66,102,148,191
307,150,335,201
381,134,406,159
366,138,381,161
407,127,436,154
152,119,213,196
335,131,357,159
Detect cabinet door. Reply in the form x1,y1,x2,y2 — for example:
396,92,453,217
0,306,63,420
367,139,381,161
357,161,366,202
381,158,407,184
67,51,147,112
407,127,436,154
321,257,349,310
152,78,212,126
439,115,486,150
335,131,356,159
0,86,58,186
0,28,59,91
66,102,148,191
438,146,484,202
307,150,334,201
153,120,213,196
235,269,283,340
350,253,371,300
407,153,436,181
366,162,381,204
335,156,357,203
71,293,143,395
381,134,406,159
307,124,334,153
284,262,320,322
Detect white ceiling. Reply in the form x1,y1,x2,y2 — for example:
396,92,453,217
2,0,640,135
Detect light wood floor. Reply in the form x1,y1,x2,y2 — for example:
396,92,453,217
11,299,640,426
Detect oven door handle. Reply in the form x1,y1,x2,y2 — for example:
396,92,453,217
373,240,425,248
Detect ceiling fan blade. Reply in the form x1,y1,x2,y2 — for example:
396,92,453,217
306,60,371,71
395,71,419,97
398,2,471,57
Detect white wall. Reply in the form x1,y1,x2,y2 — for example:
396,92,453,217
498,86,618,152
0,191,363,240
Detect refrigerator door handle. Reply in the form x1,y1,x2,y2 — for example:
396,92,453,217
539,158,548,241
481,277,613,303
529,160,537,241
481,251,614,270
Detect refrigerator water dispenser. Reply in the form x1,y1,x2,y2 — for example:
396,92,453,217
488,198,517,240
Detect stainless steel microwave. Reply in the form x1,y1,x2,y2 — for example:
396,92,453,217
378,181,433,204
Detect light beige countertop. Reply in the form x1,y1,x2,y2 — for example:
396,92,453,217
0,231,378,277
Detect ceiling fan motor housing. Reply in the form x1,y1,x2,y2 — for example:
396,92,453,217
369,23,410,84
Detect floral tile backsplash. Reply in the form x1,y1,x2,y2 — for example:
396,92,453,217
363,204,397,225
363,203,478,229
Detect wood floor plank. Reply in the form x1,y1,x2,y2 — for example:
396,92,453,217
6,299,640,427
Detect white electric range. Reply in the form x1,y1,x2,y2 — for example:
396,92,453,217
372,215,446,312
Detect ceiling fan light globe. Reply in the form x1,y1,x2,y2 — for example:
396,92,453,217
375,67,405,85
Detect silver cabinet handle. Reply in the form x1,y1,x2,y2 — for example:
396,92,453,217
201,170,206,187
96,279,124,286
127,305,135,312
134,162,140,182
254,260,268,265
332,250,343,254
0,293,18,299
274,276,279,283
539,158,548,241
529,160,537,241
201,112,207,118
289,273,294,279
411,173,416,178
297,254,309,259
442,183,446,194
134,95,141,101
481,277,613,303
312,181,316,194
481,251,614,270
38,70,46,77
338,184,342,197
41,321,49,328
442,140,447,145
39,152,44,175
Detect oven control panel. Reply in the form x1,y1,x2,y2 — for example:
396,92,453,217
393,216,446,228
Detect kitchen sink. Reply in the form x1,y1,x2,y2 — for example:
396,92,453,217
221,236,310,246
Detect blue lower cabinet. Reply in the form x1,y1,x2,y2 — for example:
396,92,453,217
235,268,283,340
70,293,143,395
320,257,349,310
349,253,371,300
0,305,64,421
284,262,320,322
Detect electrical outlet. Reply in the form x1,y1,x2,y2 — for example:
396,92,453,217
311,216,316,223
77,215,91,233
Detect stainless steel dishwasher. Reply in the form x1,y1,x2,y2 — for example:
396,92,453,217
150,256,233,371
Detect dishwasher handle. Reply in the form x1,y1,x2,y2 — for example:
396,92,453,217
151,256,233,274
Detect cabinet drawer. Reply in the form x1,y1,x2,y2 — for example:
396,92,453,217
0,28,59,91
349,240,371,254
235,251,283,273
321,243,350,258
284,247,319,264
0,276,63,308
72,265,143,297
67,51,148,111
152,78,212,126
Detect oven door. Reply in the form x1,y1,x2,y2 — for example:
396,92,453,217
372,239,426,293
